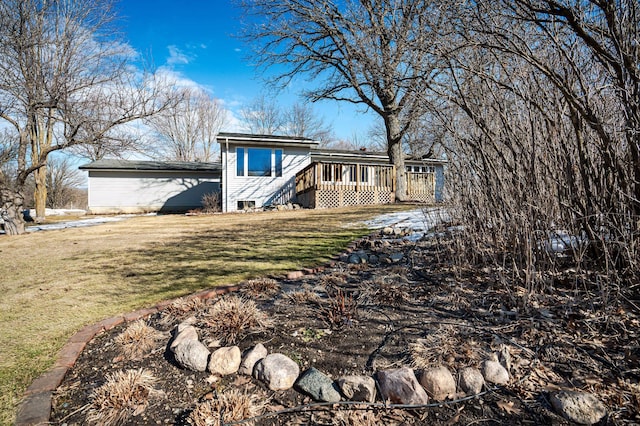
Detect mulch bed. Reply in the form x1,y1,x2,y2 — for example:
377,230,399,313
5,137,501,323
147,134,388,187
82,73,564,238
51,231,640,425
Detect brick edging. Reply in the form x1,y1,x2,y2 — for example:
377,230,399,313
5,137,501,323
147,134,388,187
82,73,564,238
14,284,240,426
15,237,370,425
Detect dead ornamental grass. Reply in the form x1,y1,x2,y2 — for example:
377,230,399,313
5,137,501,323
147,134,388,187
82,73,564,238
188,388,267,426
114,320,163,360
0,204,416,424
87,368,163,426
203,295,273,345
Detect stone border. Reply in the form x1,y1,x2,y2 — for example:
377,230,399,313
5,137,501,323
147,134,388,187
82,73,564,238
14,284,246,425
14,240,364,425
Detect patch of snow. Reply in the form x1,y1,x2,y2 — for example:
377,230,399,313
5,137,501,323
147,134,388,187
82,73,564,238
363,207,450,241
24,215,138,232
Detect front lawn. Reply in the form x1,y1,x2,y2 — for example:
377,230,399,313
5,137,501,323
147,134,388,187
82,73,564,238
0,205,415,424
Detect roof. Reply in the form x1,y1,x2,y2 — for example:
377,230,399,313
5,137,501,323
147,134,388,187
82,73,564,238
78,159,222,172
217,132,319,148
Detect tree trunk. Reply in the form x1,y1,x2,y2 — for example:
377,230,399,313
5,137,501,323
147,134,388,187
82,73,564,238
385,114,408,201
34,165,47,222
1,188,26,235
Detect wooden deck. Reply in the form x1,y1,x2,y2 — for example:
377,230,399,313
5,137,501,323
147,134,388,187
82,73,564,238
295,162,435,208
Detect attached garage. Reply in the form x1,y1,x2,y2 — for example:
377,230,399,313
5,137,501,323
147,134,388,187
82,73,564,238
79,160,221,214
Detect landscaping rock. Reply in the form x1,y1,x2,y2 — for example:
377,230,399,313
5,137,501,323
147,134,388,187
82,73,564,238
550,391,607,425
169,325,199,351
253,353,300,391
419,366,456,401
336,375,376,402
382,226,394,235
389,252,404,263
481,360,509,385
207,346,241,376
239,343,268,375
172,340,210,372
459,367,484,395
376,367,429,405
296,367,341,402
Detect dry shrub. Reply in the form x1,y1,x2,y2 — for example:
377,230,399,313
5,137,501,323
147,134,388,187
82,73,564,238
361,275,410,306
241,277,280,300
159,297,207,326
114,320,162,360
188,388,266,426
285,289,322,305
87,369,162,425
203,296,272,344
409,326,486,370
321,288,357,329
201,191,221,213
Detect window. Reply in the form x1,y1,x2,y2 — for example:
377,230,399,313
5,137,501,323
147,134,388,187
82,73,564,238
236,147,283,177
248,148,272,176
237,200,255,210
275,149,282,177
237,148,245,176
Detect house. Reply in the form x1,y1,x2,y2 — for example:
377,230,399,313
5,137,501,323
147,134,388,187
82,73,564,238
79,132,445,214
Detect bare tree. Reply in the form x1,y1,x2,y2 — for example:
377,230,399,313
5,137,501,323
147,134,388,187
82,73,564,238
239,94,284,135
283,102,333,143
46,157,85,209
0,0,175,234
147,87,227,162
239,0,446,200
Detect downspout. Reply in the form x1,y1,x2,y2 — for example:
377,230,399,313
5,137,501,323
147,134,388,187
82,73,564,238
224,137,229,212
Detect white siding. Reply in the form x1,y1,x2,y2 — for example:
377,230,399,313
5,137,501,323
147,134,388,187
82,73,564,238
87,170,220,214
222,144,311,212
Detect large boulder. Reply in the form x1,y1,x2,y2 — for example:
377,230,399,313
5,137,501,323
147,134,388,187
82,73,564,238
336,375,376,402
376,367,429,405
253,353,300,391
481,360,509,385
296,367,341,402
207,346,241,376
419,366,456,401
459,367,485,395
239,343,268,375
550,391,607,425
169,325,199,351
172,340,210,372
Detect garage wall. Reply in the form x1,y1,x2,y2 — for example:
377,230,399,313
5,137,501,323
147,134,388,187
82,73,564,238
87,170,221,214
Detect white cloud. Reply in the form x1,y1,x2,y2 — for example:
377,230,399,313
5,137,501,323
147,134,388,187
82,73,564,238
166,45,190,65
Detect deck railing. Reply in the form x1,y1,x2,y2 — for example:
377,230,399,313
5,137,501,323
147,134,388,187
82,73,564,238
295,162,396,194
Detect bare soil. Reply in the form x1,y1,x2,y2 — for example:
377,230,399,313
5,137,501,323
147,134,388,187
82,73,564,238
51,232,640,425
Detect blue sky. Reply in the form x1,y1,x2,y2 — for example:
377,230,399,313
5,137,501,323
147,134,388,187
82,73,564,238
115,1,376,142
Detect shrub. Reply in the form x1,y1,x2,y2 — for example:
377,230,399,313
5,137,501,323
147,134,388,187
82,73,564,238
114,320,162,360
201,191,221,213
188,388,266,426
203,296,272,344
241,277,281,300
87,369,162,425
321,288,357,329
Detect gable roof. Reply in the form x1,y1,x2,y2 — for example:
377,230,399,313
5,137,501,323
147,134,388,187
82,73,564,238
79,159,222,173
217,132,319,148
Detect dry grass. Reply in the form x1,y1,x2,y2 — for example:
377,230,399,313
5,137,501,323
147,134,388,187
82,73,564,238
360,275,411,306
114,320,163,360
0,204,416,424
188,388,267,426
284,288,322,305
203,295,273,345
158,297,208,326
87,368,163,426
409,325,487,370
240,277,281,300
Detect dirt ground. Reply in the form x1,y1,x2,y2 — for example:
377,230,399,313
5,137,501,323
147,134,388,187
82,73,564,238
51,230,640,425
